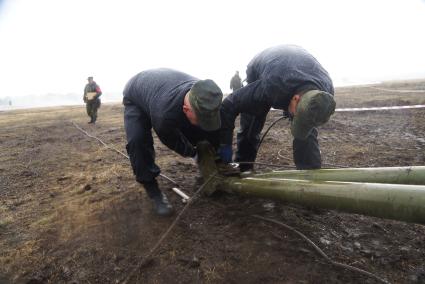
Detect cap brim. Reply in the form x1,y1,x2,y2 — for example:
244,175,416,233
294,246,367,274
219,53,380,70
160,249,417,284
197,111,221,131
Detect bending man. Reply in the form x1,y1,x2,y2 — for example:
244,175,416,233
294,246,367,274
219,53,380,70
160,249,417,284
219,45,336,171
123,68,223,216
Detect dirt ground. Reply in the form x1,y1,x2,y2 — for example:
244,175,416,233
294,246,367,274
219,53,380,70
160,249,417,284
1,80,425,284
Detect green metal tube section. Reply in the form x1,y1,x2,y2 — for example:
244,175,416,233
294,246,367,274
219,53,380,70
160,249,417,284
252,166,425,185
218,177,425,224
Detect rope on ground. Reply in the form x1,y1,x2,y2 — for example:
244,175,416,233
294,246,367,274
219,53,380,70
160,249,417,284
71,121,178,186
122,173,218,284
367,86,425,93
277,149,292,161
252,214,390,284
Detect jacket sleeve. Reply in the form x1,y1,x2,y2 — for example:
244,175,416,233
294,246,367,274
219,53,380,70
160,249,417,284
293,128,321,169
154,119,196,157
220,80,271,145
83,85,87,101
95,84,102,99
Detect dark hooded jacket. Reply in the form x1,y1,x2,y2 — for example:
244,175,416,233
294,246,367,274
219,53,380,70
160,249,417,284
123,68,218,157
220,44,334,145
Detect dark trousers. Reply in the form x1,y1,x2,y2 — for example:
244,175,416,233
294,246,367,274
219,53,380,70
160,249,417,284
235,112,321,171
124,103,161,181
124,101,219,197
86,99,100,122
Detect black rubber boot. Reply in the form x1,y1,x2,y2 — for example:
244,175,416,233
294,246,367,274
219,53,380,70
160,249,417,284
152,192,174,216
143,180,174,216
238,163,254,173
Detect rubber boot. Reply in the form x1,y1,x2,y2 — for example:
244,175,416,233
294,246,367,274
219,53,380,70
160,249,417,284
143,180,173,216
152,192,174,216
239,163,254,173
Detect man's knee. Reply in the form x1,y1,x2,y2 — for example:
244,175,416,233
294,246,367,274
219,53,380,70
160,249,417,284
126,136,144,156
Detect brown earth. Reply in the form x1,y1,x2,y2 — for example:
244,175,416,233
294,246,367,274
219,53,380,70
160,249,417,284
1,79,425,284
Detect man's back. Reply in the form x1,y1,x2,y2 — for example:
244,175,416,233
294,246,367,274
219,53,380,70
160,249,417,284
247,45,334,95
123,68,198,118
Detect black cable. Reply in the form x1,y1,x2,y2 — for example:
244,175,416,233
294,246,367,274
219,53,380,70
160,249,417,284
256,117,349,169
257,115,287,153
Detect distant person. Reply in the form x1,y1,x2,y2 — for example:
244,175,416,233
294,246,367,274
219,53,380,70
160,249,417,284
230,71,243,92
123,68,223,216
218,45,336,172
9,100,12,106
83,76,102,124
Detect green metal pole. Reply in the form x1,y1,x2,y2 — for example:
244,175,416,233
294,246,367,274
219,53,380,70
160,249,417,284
253,166,425,185
196,141,425,224
218,177,425,224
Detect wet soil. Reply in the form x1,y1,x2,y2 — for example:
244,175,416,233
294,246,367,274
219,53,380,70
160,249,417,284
1,80,425,283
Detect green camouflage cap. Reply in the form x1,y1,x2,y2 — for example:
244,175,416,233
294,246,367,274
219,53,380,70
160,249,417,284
291,90,336,140
188,79,223,131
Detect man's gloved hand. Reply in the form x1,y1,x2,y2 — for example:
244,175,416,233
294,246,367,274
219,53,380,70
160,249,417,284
218,144,233,164
217,162,240,176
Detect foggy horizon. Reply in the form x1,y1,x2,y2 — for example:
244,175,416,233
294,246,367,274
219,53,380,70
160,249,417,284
1,0,425,108
2,75,425,111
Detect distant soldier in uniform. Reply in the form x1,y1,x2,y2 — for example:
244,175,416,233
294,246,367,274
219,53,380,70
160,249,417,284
83,76,102,124
218,45,336,172
123,68,223,216
230,71,243,92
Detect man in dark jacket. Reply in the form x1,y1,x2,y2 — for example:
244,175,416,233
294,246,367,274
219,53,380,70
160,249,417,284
83,76,102,124
230,71,243,92
218,45,336,171
123,68,223,216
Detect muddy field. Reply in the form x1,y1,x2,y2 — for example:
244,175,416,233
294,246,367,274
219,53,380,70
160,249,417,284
1,80,425,284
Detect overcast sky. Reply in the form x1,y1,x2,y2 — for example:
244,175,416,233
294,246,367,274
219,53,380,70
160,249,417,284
1,0,425,100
